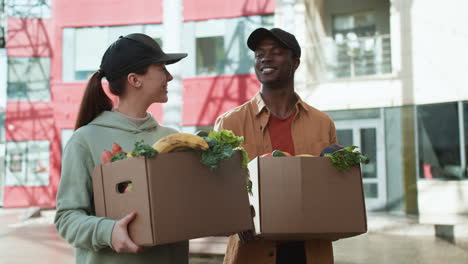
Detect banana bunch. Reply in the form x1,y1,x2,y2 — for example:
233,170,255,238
152,133,209,153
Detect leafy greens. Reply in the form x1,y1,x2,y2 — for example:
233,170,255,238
324,145,370,171
200,130,249,169
131,139,158,158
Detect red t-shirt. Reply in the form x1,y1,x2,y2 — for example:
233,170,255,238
267,110,297,156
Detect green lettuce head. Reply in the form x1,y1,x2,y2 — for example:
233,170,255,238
208,130,244,148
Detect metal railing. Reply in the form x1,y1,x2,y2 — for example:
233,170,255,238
0,0,5,48
323,34,392,80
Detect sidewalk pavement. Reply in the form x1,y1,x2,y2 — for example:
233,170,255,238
366,211,468,247
190,211,468,254
1,208,468,263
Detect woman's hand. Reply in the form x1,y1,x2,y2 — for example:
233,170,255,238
111,212,142,253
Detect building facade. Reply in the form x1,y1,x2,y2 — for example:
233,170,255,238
0,0,274,207
1,0,467,220
290,0,468,215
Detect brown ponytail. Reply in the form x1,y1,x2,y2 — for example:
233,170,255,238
74,65,152,130
74,71,113,130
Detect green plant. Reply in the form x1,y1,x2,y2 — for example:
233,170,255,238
131,140,158,158
324,145,370,172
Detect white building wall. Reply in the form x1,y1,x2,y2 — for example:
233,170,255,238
308,78,403,110
411,0,468,104
301,0,468,110
418,181,468,215
300,0,468,215
300,0,399,110
0,48,6,110
0,48,5,207
163,0,184,130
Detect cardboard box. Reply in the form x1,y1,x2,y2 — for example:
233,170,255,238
248,156,367,241
93,151,253,246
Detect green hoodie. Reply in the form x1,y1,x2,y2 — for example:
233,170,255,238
54,111,188,264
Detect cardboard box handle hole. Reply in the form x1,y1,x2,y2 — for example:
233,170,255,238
116,181,133,194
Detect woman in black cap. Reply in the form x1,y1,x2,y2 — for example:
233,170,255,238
54,33,188,264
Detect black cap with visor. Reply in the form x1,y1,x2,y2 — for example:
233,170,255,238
99,33,187,81
247,28,301,58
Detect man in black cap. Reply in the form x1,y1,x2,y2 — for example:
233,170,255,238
215,28,337,264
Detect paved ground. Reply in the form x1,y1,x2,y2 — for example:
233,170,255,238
1,208,467,264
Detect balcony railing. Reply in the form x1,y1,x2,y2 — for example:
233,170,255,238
323,34,392,80
1,0,5,48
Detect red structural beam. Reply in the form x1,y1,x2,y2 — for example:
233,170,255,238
184,0,274,21
182,73,260,126
53,0,164,27
6,18,54,57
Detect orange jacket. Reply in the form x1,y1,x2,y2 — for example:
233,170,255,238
215,92,337,264
215,92,337,160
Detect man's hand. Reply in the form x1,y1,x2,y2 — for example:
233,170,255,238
238,205,258,244
250,205,256,217
111,212,142,253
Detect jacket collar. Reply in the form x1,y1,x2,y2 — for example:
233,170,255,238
252,91,310,116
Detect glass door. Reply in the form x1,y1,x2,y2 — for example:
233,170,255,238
335,118,386,210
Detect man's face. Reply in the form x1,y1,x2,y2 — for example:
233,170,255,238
254,37,299,85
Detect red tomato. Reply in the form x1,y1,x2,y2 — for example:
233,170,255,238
260,153,273,157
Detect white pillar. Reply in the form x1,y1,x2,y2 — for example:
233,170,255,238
0,3,6,206
275,0,309,96
389,0,402,78
162,0,184,130
275,0,296,33
0,49,6,111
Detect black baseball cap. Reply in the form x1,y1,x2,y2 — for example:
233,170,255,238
100,33,187,81
247,28,301,58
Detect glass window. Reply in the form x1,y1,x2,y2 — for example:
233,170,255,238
5,140,49,186
361,128,377,179
187,14,273,78
74,27,109,81
363,183,378,198
144,24,164,48
333,11,376,37
464,102,468,177
0,26,5,48
61,129,74,152
329,10,391,79
7,0,51,18
0,112,5,205
337,129,353,146
27,141,49,185
261,15,275,28
0,50,6,108
63,24,163,82
5,141,27,186
196,36,225,76
7,57,50,101
417,102,463,180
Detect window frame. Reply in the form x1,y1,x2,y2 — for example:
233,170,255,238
7,56,51,101
7,0,52,18
62,24,164,82
416,101,467,181
5,140,50,187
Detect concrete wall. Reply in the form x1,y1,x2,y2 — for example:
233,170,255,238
410,0,468,104
0,49,6,111
295,0,468,216
300,0,398,110
307,78,404,111
0,49,4,206
302,0,468,110
418,181,468,215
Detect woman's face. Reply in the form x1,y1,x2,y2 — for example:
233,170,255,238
139,63,173,103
